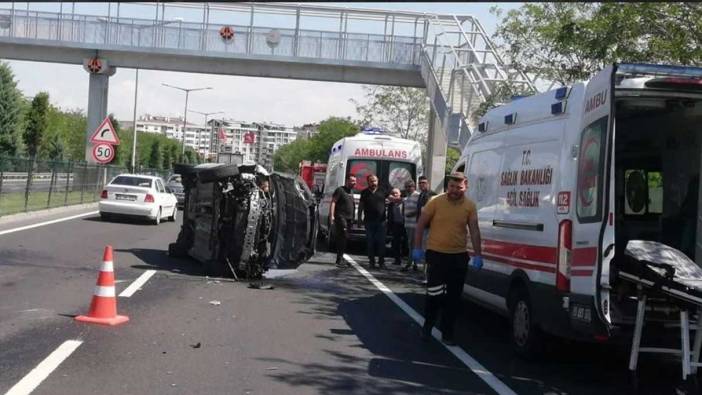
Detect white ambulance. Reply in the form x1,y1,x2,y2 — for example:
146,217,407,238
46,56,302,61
455,63,702,355
318,129,423,243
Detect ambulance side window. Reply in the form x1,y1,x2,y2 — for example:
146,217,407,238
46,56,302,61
576,116,608,222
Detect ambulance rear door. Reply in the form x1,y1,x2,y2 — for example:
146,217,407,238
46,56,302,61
572,65,616,327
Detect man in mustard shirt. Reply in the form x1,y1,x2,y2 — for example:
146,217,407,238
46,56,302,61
412,172,483,345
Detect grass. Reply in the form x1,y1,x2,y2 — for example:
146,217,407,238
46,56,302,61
0,188,101,216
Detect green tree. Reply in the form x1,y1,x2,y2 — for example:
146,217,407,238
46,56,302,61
46,134,65,161
148,140,163,170
162,147,172,170
273,117,358,172
0,62,23,157
353,86,428,141
306,117,358,162
492,3,702,86
23,92,50,159
445,147,461,175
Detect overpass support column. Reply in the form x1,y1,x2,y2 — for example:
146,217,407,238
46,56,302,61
84,66,116,163
426,109,447,193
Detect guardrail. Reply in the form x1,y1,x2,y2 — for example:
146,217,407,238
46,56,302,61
0,156,168,217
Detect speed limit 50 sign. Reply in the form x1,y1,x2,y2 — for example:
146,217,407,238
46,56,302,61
92,143,115,164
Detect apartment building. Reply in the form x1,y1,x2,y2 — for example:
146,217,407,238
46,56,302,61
135,114,211,155
210,120,297,170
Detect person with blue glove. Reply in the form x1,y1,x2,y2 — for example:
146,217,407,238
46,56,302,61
413,172,482,346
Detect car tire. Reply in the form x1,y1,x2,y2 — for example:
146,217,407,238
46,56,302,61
173,163,197,176
169,207,177,221
152,208,161,225
509,286,544,358
198,165,239,183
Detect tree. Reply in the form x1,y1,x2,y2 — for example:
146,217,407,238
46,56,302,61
273,117,358,172
23,92,50,159
306,117,359,163
46,134,65,161
0,62,23,157
492,3,702,86
162,147,172,170
445,147,461,175
148,140,163,170
353,85,428,142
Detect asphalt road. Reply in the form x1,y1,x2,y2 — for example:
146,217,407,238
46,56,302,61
0,208,697,395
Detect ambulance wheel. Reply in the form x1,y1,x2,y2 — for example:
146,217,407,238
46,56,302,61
509,287,543,358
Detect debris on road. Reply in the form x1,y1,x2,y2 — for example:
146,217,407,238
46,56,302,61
248,282,274,290
209,300,221,306
190,342,201,349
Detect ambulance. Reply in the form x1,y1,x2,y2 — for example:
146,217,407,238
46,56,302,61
455,63,702,355
318,128,423,243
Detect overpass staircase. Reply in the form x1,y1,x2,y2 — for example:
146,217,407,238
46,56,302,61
419,15,535,149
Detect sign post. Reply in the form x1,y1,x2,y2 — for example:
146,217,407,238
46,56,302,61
89,116,120,167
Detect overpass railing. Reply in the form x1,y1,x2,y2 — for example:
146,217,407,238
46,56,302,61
0,6,424,66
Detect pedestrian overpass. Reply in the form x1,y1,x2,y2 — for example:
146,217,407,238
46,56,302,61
0,2,535,189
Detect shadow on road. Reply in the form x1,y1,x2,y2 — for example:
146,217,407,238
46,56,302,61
115,247,205,277
260,237,699,395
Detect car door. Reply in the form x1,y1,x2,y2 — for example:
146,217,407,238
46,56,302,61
155,179,170,212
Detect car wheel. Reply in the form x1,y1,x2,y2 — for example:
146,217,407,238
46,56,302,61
509,286,544,358
169,207,177,221
199,164,239,183
153,208,161,225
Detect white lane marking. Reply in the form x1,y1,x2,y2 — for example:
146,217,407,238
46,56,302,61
0,211,99,237
119,270,156,297
5,340,83,395
344,254,517,395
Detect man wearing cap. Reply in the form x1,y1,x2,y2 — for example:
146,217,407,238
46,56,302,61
412,172,483,345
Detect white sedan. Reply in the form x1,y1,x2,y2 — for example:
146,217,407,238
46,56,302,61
99,174,178,225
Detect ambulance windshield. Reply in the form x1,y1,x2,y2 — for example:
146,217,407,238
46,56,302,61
347,159,416,194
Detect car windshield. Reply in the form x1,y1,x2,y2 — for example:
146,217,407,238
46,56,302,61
168,175,182,184
111,176,153,188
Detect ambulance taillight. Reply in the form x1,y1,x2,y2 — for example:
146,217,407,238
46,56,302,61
557,219,572,292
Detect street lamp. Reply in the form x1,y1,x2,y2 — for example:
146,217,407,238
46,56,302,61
161,83,212,156
189,110,223,160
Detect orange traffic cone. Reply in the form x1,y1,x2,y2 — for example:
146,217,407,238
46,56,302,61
75,245,129,326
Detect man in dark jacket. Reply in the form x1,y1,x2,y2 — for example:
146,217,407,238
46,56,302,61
330,174,356,267
358,174,387,269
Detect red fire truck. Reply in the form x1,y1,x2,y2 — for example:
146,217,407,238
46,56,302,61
299,161,327,194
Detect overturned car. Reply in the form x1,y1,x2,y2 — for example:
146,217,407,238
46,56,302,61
168,163,318,279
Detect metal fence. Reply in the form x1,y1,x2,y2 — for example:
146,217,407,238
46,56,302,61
0,156,168,217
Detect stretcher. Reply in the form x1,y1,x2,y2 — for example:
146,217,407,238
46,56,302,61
618,240,702,380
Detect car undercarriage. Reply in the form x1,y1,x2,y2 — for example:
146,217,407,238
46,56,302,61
168,163,317,279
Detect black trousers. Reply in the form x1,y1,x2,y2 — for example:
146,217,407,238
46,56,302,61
334,217,351,261
423,250,469,339
389,222,406,263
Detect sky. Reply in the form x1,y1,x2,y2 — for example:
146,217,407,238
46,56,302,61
2,2,521,127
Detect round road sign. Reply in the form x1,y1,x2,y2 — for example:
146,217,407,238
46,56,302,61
92,143,115,164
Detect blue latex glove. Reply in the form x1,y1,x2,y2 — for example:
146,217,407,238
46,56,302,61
471,255,484,269
412,248,425,262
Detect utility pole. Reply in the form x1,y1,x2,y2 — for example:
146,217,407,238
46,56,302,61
189,109,223,161
130,68,139,172
161,83,212,156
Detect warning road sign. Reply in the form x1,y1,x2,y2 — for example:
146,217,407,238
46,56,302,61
90,117,120,145
92,143,115,164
